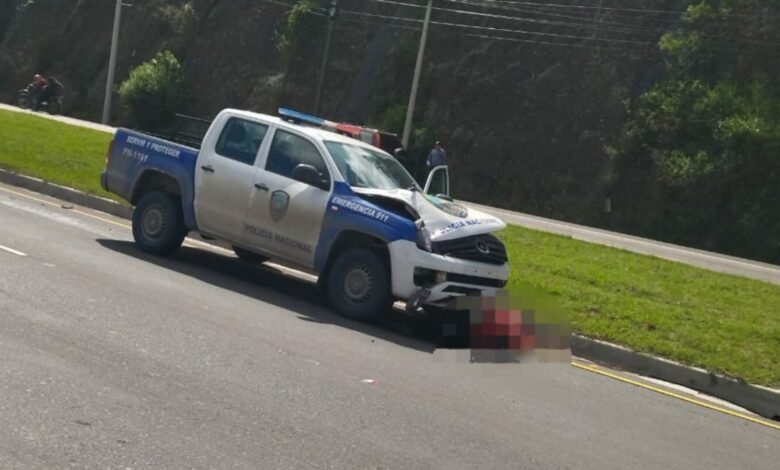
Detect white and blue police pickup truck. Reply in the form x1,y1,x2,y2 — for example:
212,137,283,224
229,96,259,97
101,109,509,320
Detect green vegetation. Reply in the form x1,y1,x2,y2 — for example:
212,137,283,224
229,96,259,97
273,0,321,57
1,108,778,387
610,0,780,263
154,1,196,37
501,225,780,387
117,50,185,131
0,109,112,198
273,0,325,106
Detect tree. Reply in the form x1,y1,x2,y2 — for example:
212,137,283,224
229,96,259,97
117,50,185,131
273,0,324,106
610,0,780,262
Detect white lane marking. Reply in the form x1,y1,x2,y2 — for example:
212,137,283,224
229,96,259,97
0,243,27,257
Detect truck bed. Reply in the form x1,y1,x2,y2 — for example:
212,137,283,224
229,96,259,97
102,128,200,227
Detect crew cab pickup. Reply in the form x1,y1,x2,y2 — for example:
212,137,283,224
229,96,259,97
101,109,509,320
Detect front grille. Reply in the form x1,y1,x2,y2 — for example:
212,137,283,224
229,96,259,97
432,233,508,265
443,285,483,296
447,273,507,288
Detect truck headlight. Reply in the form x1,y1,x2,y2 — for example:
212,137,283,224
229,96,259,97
415,220,432,252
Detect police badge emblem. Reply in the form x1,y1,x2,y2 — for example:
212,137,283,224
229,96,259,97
270,190,290,222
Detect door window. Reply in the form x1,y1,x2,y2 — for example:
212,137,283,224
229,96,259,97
266,130,330,186
215,118,269,165
425,166,450,196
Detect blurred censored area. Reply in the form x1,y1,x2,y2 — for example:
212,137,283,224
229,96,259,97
433,287,571,364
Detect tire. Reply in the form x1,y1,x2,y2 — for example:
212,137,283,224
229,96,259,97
233,246,268,264
16,94,30,110
46,100,61,115
132,191,187,256
327,248,393,322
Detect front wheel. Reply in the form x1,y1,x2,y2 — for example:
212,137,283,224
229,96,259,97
327,248,393,322
132,191,187,256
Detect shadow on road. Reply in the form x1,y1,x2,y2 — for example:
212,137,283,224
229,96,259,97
96,239,437,354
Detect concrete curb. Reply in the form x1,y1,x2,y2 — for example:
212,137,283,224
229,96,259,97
0,169,131,220
1,167,778,421
572,335,780,420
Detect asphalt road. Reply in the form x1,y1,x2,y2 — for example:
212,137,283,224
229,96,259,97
3,102,780,286
0,183,777,469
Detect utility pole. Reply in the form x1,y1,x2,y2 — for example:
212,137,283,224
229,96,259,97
401,0,433,148
315,0,339,116
102,0,124,125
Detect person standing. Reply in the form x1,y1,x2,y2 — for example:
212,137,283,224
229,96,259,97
426,141,447,168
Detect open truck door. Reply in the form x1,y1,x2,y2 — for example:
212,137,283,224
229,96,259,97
424,165,450,199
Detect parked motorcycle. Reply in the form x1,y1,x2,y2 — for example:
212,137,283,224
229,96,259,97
17,80,63,114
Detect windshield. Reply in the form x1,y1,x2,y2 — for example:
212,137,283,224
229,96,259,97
325,141,419,190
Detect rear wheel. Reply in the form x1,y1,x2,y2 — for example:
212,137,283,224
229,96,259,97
233,246,269,264
16,93,31,109
45,99,61,115
327,248,392,322
132,191,187,255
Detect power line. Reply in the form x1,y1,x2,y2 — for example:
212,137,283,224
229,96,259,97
427,0,780,47
464,0,689,16
366,0,660,36
338,16,422,32
339,16,645,52
432,16,653,45
262,0,654,50
258,0,778,52
341,9,655,46
448,0,780,33
258,0,327,15
338,15,775,60
337,15,648,53
367,0,780,48
462,0,780,20
444,0,684,29
459,31,653,54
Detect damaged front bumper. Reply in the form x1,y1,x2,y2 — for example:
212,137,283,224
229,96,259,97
388,240,509,308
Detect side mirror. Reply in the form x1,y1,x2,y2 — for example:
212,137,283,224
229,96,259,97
292,163,328,190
